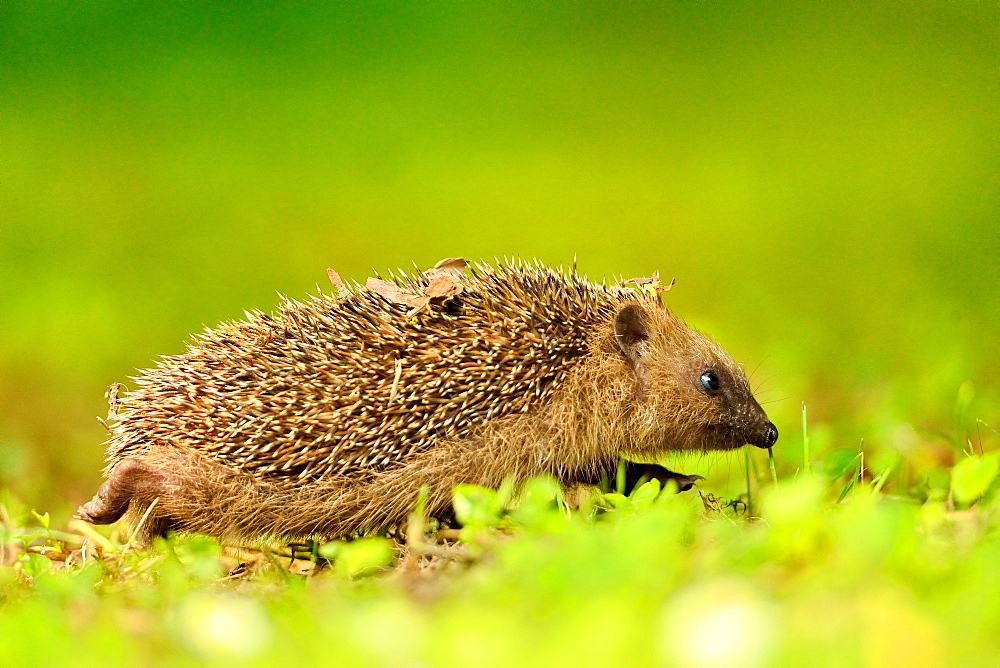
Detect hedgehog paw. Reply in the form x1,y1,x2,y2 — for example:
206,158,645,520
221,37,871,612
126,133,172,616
624,462,704,493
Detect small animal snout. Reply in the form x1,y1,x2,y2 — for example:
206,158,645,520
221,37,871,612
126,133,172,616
746,421,778,449
758,422,779,449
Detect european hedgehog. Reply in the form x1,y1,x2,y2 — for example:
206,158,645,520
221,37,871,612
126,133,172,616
77,259,777,541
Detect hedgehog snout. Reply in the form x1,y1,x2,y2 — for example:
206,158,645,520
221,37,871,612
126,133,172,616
749,421,779,449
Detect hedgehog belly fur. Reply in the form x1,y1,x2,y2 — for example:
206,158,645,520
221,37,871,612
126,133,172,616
108,338,638,540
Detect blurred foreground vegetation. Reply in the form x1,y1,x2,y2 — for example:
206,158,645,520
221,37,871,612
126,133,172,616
3,435,1000,666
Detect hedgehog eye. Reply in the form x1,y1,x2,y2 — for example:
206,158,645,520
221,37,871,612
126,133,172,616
700,371,720,393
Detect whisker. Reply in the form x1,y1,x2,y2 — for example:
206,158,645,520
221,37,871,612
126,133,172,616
759,397,791,406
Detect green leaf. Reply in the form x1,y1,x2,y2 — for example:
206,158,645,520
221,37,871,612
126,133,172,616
519,476,562,506
331,538,395,578
30,510,50,530
951,453,1000,506
21,552,51,577
627,479,662,511
319,538,396,576
505,475,566,531
601,492,629,510
452,484,502,529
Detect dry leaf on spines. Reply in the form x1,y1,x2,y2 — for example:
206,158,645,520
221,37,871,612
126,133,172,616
425,257,468,280
366,277,427,311
367,257,469,315
423,257,467,299
623,271,675,298
326,268,347,296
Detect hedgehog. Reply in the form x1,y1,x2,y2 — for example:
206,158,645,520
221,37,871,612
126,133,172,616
77,258,777,541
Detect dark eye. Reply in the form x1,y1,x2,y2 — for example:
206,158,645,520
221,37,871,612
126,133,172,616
700,371,720,393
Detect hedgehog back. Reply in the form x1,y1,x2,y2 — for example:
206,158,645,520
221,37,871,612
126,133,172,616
107,263,641,483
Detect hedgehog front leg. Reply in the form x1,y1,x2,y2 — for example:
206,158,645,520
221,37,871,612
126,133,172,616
568,461,702,493
621,462,704,493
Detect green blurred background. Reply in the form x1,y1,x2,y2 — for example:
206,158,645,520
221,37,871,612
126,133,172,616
3,1,997,516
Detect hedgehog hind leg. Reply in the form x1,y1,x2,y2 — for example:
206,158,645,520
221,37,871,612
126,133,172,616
124,509,179,542
76,457,170,527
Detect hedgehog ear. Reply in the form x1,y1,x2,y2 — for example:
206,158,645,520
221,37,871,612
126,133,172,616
614,304,650,401
614,304,649,360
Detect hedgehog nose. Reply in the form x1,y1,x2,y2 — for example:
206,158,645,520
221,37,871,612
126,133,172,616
762,422,779,448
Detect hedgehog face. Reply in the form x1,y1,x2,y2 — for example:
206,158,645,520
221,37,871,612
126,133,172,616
613,302,777,453
680,330,778,451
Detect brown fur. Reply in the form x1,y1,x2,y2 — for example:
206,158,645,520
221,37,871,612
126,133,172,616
77,260,776,541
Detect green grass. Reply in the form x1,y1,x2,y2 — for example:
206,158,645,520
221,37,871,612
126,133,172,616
2,406,999,666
